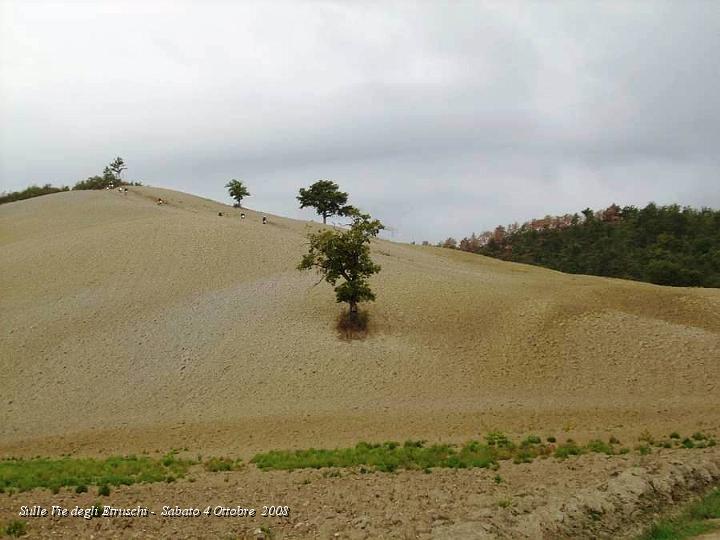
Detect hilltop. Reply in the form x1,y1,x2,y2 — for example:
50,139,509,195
1,187,719,458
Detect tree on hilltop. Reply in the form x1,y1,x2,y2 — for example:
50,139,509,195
109,157,127,180
297,180,354,224
225,180,250,207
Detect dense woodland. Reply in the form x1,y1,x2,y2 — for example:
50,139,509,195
447,203,720,288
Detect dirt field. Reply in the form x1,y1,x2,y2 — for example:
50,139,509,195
1,447,719,539
1,187,719,537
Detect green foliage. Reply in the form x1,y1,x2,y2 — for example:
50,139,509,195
485,431,513,448
251,430,711,473
109,156,126,178
585,439,614,455
460,203,720,288
638,488,720,540
225,179,250,206
0,184,70,205
554,442,584,459
298,210,384,313
73,173,117,190
251,440,497,472
75,484,88,493
638,444,653,455
297,180,354,223
4,520,27,537
74,157,132,190
98,484,111,496
0,455,192,492
521,435,542,446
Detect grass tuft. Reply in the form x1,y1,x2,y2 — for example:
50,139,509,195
4,520,27,537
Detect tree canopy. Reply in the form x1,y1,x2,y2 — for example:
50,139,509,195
454,203,720,288
225,180,250,206
73,157,131,190
109,157,127,179
298,210,384,314
297,180,354,223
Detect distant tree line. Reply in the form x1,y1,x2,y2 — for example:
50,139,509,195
0,184,70,205
443,203,720,288
1,157,142,205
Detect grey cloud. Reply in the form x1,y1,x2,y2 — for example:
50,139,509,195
1,0,718,242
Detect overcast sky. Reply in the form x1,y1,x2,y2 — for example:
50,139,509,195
1,1,718,241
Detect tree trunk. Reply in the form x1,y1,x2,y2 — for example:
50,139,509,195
349,301,358,314
323,213,327,224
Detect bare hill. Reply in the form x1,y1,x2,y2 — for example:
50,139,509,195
1,187,718,456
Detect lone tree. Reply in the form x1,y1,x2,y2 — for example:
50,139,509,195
226,179,250,207
298,210,384,321
297,180,354,224
109,157,127,180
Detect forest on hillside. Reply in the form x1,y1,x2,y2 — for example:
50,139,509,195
447,203,720,288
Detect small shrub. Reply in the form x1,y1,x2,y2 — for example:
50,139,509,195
609,436,621,445
555,442,583,459
682,438,696,449
513,450,534,464
98,484,110,496
521,435,542,447
547,436,557,443
669,432,681,439
638,445,652,455
692,432,707,441
4,520,27,537
75,484,88,493
586,440,614,455
494,474,503,484
486,431,513,448
497,498,513,508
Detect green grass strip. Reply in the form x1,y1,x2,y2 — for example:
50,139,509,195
252,438,539,472
638,488,720,540
0,453,192,493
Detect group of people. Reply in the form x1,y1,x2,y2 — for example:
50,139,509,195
219,210,268,224
109,187,265,221
105,184,128,195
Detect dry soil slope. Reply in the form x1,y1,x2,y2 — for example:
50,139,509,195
1,187,718,456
